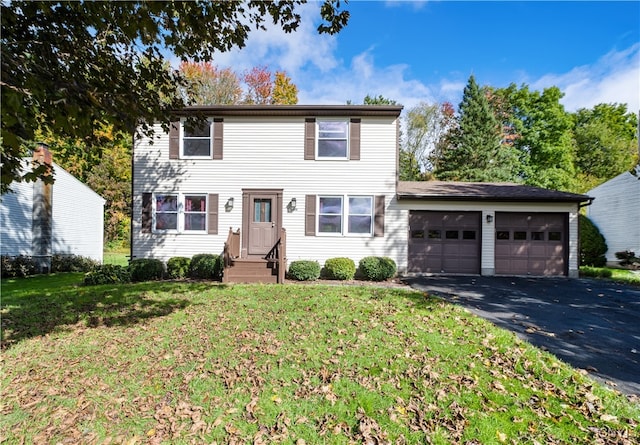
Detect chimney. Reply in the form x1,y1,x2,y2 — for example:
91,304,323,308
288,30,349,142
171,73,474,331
32,142,53,274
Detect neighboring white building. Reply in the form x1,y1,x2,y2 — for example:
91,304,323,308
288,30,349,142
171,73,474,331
131,105,590,282
587,166,640,264
1,158,106,266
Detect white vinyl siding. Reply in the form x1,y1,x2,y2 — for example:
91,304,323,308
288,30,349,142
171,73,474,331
132,116,402,267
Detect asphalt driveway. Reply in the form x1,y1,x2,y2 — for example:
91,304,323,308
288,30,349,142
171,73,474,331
404,275,640,397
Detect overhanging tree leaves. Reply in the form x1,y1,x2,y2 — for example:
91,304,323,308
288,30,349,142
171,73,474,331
1,0,349,193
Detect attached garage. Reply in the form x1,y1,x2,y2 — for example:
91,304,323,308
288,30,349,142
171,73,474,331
397,181,591,278
408,211,481,274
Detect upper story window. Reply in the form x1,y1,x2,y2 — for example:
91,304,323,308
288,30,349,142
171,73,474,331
317,119,349,158
182,119,212,158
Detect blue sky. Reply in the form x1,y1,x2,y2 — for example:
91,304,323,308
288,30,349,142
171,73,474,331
208,1,639,112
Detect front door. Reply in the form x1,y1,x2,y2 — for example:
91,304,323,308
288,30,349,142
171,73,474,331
242,190,282,257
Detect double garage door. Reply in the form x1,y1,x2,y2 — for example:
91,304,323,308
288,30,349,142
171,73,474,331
408,211,567,276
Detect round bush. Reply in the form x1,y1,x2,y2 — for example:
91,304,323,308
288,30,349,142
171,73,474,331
129,258,165,282
579,215,607,267
167,256,191,279
83,264,131,286
288,260,321,281
189,254,223,280
323,257,356,280
358,256,397,281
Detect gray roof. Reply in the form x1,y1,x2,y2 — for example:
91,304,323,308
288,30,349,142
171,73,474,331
397,181,592,203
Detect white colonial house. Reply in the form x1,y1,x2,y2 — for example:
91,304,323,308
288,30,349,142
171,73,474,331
1,151,106,271
587,166,640,264
131,105,590,282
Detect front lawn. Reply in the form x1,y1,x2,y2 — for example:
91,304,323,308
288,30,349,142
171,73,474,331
1,276,638,444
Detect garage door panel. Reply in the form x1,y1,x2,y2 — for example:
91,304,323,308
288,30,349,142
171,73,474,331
409,211,480,274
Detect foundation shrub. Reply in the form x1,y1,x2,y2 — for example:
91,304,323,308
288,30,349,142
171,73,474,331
323,257,356,280
189,254,223,280
358,256,397,281
167,256,191,279
288,260,321,281
129,258,165,282
83,264,131,285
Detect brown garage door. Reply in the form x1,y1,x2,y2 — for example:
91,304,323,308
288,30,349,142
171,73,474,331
408,211,481,274
495,212,567,276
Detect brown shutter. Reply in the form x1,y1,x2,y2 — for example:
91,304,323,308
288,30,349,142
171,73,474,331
350,118,361,160
142,193,152,233
304,118,316,160
169,121,180,159
374,195,385,237
208,194,219,235
213,118,223,160
305,195,316,236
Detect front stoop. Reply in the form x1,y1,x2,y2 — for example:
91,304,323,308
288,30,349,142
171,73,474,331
223,257,278,284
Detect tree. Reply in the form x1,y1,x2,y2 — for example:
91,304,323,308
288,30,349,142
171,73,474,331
272,71,299,105
572,103,638,191
363,94,399,105
1,0,349,193
243,66,273,104
179,62,242,105
433,75,521,182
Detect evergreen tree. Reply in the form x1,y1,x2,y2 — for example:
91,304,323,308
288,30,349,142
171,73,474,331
433,75,521,182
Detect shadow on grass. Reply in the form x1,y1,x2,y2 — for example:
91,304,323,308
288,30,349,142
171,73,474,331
1,274,225,349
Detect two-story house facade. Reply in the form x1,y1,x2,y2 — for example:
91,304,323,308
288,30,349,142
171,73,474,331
132,105,407,281
132,105,590,281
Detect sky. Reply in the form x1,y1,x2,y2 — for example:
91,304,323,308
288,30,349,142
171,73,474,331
206,1,640,113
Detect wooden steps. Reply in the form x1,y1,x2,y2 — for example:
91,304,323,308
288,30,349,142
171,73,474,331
222,257,278,284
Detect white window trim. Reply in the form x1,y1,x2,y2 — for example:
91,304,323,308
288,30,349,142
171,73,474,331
152,193,208,234
316,118,349,160
180,117,213,159
316,194,374,237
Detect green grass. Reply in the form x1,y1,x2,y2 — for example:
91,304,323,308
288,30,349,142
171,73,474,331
102,248,130,267
1,275,638,444
580,266,640,286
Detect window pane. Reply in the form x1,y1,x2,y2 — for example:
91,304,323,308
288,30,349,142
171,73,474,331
462,230,476,240
184,214,205,231
549,231,562,241
184,121,210,137
318,121,348,138
514,231,527,240
496,231,510,240
411,230,425,239
156,195,178,211
319,215,342,233
318,140,347,158
183,139,211,157
155,213,177,230
253,199,272,223
531,231,544,241
428,230,441,239
185,196,206,212
349,197,372,214
349,215,372,234
319,197,342,214
445,230,459,239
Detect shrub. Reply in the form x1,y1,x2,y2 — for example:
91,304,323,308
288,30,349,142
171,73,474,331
579,266,613,279
323,257,356,280
288,260,321,281
358,256,397,281
167,256,191,279
83,264,131,286
579,215,607,267
51,254,98,273
129,258,165,282
615,251,640,268
0,255,37,278
189,254,223,280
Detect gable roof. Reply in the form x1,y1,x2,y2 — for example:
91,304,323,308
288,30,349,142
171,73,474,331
397,181,591,203
173,104,403,118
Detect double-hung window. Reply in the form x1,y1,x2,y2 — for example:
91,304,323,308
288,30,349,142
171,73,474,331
153,193,207,233
317,195,373,235
317,119,349,158
182,119,212,158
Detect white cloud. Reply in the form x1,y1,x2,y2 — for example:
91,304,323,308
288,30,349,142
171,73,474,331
532,43,640,112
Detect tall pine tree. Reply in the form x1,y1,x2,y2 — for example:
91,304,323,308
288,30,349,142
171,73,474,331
433,75,521,182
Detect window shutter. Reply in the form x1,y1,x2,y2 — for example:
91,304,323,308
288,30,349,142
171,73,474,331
142,193,152,233
374,195,385,237
208,194,219,235
350,118,361,160
169,121,180,159
213,118,223,160
304,118,316,160
305,195,316,236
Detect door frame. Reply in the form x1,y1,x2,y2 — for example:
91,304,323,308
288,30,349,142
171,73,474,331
241,188,283,258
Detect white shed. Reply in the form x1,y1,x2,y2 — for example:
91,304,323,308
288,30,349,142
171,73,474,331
587,166,640,263
1,158,106,267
